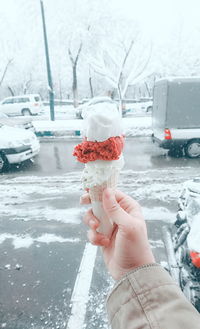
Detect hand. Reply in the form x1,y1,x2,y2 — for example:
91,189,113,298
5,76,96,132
81,188,155,280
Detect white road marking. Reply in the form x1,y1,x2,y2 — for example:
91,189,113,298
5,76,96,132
66,243,98,329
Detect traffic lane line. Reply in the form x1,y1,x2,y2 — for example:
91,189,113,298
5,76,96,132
67,242,98,329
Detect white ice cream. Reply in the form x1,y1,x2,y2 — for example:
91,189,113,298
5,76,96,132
81,107,124,188
83,157,124,188
83,107,122,142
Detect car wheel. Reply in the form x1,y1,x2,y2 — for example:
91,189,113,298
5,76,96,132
0,152,9,173
22,108,31,116
184,139,200,158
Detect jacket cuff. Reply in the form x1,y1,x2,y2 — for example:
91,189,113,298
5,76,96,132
106,263,176,323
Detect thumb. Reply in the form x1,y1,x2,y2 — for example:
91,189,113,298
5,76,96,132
102,188,129,225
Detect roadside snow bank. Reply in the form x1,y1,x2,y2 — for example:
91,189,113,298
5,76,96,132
33,116,152,138
123,116,152,137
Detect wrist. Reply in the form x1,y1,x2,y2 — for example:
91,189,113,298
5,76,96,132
113,252,156,281
115,260,156,281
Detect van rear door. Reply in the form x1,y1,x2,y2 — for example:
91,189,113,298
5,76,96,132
152,80,168,141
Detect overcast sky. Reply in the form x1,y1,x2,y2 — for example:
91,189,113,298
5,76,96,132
1,0,200,45
111,0,200,42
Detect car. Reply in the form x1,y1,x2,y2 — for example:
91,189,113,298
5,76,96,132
130,100,153,113
0,124,40,173
0,94,44,116
152,77,200,157
75,96,119,119
0,112,35,131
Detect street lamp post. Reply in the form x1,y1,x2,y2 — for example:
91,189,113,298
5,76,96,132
40,0,55,121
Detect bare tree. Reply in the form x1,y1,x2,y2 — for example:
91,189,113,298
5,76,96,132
68,25,91,107
68,42,83,108
90,31,152,113
0,59,13,88
7,86,15,96
88,65,94,98
23,77,32,94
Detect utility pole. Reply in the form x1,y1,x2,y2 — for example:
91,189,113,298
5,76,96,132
40,0,55,121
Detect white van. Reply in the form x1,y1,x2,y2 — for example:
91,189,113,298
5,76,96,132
0,94,43,116
152,77,200,158
0,124,40,173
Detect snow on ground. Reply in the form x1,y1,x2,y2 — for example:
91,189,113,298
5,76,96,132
0,233,79,249
122,116,152,137
0,167,196,229
38,105,76,120
32,106,152,138
178,178,200,252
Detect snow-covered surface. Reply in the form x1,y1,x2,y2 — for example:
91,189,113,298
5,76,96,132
0,168,192,231
123,116,152,137
0,174,83,225
33,115,152,138
33,120,83,132
0,233,79,249
0,153,199,327
178,178,200,252
187,214,200,252
0,124,36,147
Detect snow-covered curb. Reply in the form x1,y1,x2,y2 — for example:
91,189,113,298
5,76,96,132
33,116,152,138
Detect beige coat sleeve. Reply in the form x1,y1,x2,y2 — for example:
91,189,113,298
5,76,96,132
107,263,200,329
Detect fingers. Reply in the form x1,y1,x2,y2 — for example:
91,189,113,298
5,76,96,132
114,190,141,214
102,188,131,226
83,208,110,246
83,208,99,230
87,229,110,247
83,209,110,247
80,193,91,205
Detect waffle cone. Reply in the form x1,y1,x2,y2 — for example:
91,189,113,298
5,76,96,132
89,171,119,237
89,171,118,202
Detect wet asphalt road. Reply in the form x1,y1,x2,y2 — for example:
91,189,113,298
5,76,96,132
0,137,200,329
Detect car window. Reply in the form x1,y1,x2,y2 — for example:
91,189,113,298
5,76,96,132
16,97,30,103
2,99,13,105
34,96,40,102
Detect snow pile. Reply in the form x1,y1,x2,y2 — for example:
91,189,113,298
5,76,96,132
0,233,79,249
33,116,152,138
123,116,152,137
178,178,200,252
0,174,83,224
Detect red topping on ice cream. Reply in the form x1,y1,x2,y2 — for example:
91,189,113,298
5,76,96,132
73,136,124,163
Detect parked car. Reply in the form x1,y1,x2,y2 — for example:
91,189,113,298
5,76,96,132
0,94,43,116
152,77,200,158
0,112,35,131
75,96,120,119
0,124,40,173
126,100,153,114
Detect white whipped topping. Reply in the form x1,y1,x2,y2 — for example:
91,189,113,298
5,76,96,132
82,156,124,188
83,108,122,142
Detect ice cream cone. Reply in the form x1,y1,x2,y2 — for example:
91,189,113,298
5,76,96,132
89,171,119,237
73,106,125,238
